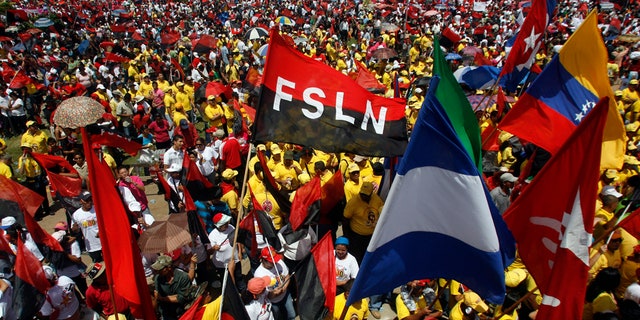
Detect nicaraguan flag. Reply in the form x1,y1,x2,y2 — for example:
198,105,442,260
347,76,515,306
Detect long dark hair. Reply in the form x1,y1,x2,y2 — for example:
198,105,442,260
586,268,621,303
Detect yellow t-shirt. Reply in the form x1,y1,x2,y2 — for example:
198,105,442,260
333,293,368,320
139,81,154,97
343,179,362,203
343,194,384,235
21,130,49,154
175,91,192,111
18,156,40,178
0,162,12,179
396,293,426,320
204,103,225,129
221,190,238,212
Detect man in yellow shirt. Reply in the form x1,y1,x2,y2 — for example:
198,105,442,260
273,151,303,191
138,74,154,98
18,144,50,219
343,182,384,263
175,82,194,121
343,163,362,202
21,120,48,153
204,95,224,129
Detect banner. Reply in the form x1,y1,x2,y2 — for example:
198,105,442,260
254,30,407,157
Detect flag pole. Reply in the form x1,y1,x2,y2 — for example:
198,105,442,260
429,279,451,310
492,286,538,319
229,143,255,264
218,264,229,320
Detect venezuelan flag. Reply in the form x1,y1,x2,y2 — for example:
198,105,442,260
499,10,625,169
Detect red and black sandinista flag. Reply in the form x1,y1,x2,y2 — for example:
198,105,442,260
254,30,408,157
294,233,336,319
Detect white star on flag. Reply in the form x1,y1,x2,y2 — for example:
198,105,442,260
524,27,541,52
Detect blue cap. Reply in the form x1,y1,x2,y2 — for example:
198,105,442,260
335,236,349,246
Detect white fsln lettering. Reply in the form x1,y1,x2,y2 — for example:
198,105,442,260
274,77,295,111
335,92,355,125
361,100,387,134
302,88,325,119
271,76,388,134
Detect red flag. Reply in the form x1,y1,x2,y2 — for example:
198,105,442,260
2,62,15,82
499,0,552,76
354,61,386,93
10,70,33,89
496,87,506,117
257,150,291,213
90,131,142,156
179,294,204,320
238,210,259,258
290,176,322,230
619,209,640,239
319,171,345,217
0,175,44,220
13,236,50,318
481,126,500,151
244,66,263,90
82,129,157,320
171,58,185,80
295,233,336,318
31,153,82,197
104,52,132,63
502,97,610,319
442,27,462,44
474,52,493,66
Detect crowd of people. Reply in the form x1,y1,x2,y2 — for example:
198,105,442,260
1,0,640,319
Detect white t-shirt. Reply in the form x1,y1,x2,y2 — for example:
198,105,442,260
163,147,184,168
207,225,238,268
335,252,359,283
245,291,274,320
72,207,102,252
10,98,24,117
39,276,79,319
254,261,289,303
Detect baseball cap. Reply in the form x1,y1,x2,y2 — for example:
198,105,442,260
335,236,349,246
79,191,92,201
631,79,639,85
353,155,367,162
463,291,489,313
260,246,281,263
359,182,374,196
284,150,294,160
151,254,173,271
500,173,518,183
505,269,527,287
166,163,183,173
0,217,16,230
600,185,622,198
207,95,216,101
222,169,238,180
179,119,189,129
26,120,37,127
213,213,232,228
42,265,56,281
96,84,106,90
347,163,360,173
271,144,282,154
247,276,272,295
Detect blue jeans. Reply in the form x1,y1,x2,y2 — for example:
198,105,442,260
271,291,296,320
369,292,392,311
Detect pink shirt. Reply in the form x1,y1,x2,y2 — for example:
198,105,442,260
117,175,148,210
148,119,170,143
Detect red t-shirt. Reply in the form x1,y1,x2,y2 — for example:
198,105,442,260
148,119,170,143
86,284,130,316
222,137,242,169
